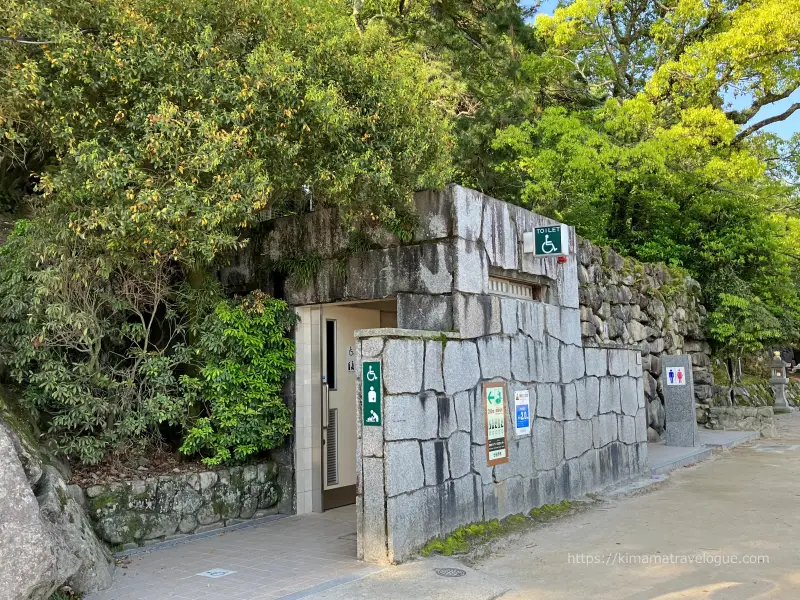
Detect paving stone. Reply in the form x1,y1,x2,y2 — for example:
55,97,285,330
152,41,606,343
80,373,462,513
385,440,425,497
443,341,481,394
383,338,424,394
478,336,512,380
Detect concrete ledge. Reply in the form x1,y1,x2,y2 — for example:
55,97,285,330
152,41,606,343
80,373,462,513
355,328,461,340
647,444,712,476
697,430,760,451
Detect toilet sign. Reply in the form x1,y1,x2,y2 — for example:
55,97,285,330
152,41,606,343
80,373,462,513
666,366,686,386
523,225,570,257
362,361,382,426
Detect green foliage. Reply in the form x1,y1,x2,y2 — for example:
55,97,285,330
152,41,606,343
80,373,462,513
708,293,783,362
179,292,297,466
530,500,572,521
0,0,452,463
0,222,190,465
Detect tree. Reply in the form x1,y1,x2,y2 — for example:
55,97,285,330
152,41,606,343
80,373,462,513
488,0,800,353
0,0,454,464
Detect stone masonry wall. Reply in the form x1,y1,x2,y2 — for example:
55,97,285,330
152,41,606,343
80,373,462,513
702,406,776,438
84,462,282,551
356,322,648,564
576,239,713,442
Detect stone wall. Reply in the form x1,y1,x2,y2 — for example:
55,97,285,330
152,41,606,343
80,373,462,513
699,406,776,438
576,239,712,441
84,462,282,551
356,324,648,564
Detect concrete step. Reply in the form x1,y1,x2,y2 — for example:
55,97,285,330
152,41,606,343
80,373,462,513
647,444,712,476
696,430,760,451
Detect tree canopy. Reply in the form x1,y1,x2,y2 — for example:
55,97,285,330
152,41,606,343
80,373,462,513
1,0,799,462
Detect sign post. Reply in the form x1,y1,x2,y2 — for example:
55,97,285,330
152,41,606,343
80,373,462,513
362,361,382,426
522,224,570,257
484,382,509,466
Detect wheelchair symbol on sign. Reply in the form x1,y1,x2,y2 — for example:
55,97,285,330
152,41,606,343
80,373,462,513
366,366,378,382
541,235,557,254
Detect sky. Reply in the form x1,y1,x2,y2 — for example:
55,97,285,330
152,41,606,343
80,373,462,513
522,0,799,139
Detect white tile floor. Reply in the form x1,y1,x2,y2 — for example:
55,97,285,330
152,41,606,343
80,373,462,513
87,506,366,600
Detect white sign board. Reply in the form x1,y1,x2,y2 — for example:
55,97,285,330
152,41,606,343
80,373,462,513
514,390,531,436
666,366,686,386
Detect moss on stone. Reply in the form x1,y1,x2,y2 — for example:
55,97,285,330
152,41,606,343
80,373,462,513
530,500,572,521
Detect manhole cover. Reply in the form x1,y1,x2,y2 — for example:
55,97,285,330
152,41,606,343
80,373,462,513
435,568,466,578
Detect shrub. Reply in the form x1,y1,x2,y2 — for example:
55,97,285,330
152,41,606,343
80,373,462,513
179,291,297,466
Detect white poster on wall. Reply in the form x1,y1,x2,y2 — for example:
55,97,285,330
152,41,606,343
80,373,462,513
514,390,531,436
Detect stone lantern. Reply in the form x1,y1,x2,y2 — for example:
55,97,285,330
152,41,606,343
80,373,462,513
770,351,794,413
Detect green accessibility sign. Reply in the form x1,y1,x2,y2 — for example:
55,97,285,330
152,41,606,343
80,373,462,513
523,225,569,257
362,361,382,427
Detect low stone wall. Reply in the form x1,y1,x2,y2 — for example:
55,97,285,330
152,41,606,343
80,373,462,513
700,406,776,438
577,239,712,441
356,323,647,564
85,462,282,550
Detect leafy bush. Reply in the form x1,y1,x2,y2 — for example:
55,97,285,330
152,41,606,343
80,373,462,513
0,222,191,464
179,292,297,466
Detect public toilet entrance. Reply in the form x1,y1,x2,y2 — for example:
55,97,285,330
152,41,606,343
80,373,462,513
308,300,397,512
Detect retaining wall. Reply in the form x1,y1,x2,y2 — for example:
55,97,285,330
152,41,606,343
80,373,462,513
84,462,282,551
355,325,648,563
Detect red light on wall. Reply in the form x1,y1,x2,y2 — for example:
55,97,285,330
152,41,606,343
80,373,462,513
557,256,568,264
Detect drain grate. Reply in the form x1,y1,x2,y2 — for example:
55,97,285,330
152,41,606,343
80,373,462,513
435,568,466,578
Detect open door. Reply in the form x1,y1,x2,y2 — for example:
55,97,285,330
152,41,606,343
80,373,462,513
321,305,380,510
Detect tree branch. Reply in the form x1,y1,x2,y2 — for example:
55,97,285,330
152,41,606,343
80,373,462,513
734,102,800,142
726,87,800,124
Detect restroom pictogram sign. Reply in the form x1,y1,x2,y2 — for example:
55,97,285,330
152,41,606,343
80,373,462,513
666,366,686,386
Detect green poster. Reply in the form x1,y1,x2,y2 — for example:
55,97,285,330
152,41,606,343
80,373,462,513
362,361,382,427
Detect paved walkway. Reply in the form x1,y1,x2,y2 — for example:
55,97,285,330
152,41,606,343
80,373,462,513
87,506,369,600
90,413,800,599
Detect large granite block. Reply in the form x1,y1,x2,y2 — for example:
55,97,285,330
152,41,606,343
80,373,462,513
384,393,439,441
385,441,425,497
443,341,480,394
478,336,512,380
383,339,424,394
397,293,453,331
662,354,698,446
